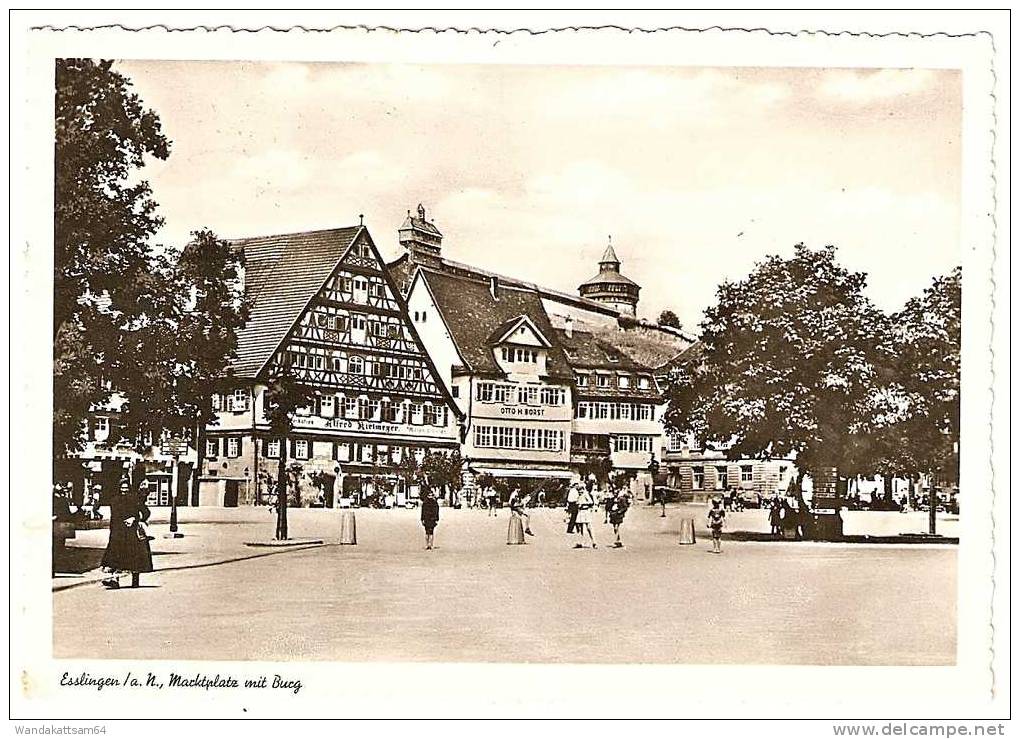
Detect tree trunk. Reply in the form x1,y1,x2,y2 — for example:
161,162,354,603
928,470,937,536
276,443,289,540
883,474,893,504
191,415,204,507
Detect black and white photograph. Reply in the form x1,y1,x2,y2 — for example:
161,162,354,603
9,11,1008,725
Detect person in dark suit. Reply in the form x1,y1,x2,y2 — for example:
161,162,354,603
100,481,154,589
420,487,440,550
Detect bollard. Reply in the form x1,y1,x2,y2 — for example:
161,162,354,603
339,509,357,545
678,517,696,545
507,513,525,545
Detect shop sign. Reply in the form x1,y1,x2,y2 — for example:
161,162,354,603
292,415,451,439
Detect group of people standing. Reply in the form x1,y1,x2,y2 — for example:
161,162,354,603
564,477,631,549
418,476,634,551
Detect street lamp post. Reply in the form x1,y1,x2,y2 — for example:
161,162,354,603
161,436,187,538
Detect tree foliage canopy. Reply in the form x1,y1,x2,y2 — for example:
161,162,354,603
53,58,171,457
657,309,681,329
871,267,961,481
663,244,894,475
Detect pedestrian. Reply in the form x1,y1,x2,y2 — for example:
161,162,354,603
420,487,440,550
509,487,534,536
656,486,667,517
100,480,154,589
601,486,614,524
565,482,580,534
707,497,726,553
486,484,498,517
609,490,630,548
769,496,782,537
574,483,597,549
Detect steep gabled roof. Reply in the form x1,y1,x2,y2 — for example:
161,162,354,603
230,226,361,379
488,315,553,348
419,268,574,381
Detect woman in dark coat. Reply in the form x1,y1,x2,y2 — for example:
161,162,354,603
420,488,440,550
768,496,783,538
101,483,154,589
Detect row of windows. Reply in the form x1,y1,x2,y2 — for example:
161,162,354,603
577,402,655,421
297,396,448,426
282,351,425,381
206,436,243,459
208,436,431,466
689,464,758,489
475,382,566,406
575,372,652,391
499,346,539,364
305,311,403,338
473,425,565,452
212,388,252,413
611,435,655,453
263,438,425,465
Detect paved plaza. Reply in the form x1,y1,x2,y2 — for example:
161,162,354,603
53,504,957,665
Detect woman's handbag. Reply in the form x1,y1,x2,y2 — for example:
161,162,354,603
136,520,155,541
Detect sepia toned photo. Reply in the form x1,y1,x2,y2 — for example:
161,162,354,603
49,57,965,666
10,13,1006,723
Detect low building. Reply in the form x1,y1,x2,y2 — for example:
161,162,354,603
661,432,796,501
66,392,196,508
198,223,462,507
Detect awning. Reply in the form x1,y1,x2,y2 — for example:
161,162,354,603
470,466,576,480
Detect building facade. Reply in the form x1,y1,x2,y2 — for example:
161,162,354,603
406,267,577,489
660,431,796,501
555,323,661,501
394,206,686,498
198,225,462,506
65,392,196,508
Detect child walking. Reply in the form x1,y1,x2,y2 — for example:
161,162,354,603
707,497,726,553
609,490,630,548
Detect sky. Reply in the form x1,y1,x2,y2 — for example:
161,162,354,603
117,60,962,333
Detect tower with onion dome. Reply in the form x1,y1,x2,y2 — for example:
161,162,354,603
578,238,640,316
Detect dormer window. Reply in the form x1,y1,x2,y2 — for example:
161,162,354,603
638,376,651,390
576,374,589,387
618,375,631,388
596,374,610,388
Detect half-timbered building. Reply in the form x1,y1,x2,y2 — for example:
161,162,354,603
197,224,462,507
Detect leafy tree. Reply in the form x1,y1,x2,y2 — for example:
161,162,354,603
419,449,463,505
53,59,170,461
663,244,894,498
175,229,250,503
263,368,313,539
307,470,336,507
872,268,961,530
395,451,420,494
657,309,681,329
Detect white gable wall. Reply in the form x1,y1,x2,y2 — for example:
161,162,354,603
407,274,465,413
